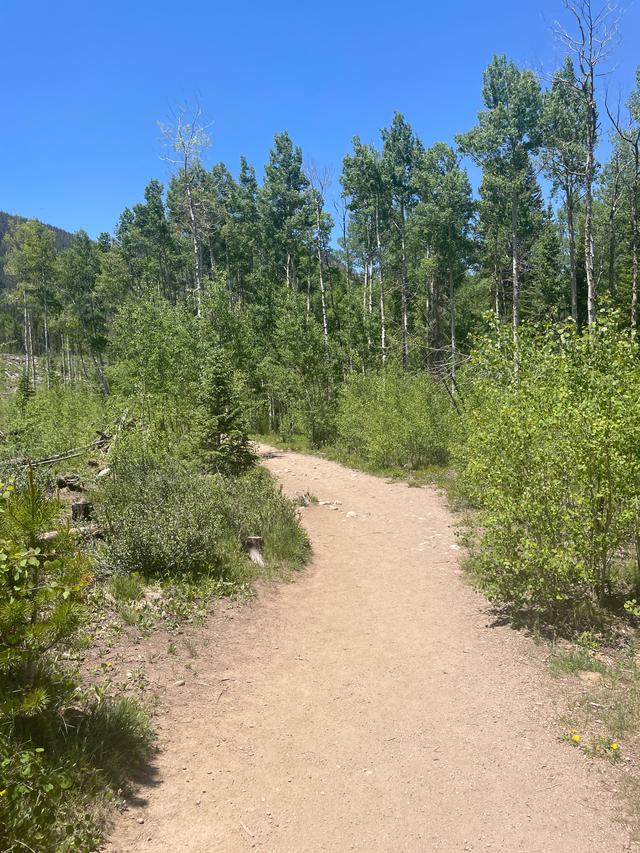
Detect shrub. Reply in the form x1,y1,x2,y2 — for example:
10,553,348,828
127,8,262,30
98,448,309,582
336,369,452,470
458,317,640,614
0,472,88,725
0,385,105,464
0,732,102,853
214,468,310,568
0,474,153,853
98,455,242,580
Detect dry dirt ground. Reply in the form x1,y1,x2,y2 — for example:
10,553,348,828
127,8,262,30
105,446,636,852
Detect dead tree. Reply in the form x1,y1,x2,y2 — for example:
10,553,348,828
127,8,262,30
159,104,211,317
553,1,620,327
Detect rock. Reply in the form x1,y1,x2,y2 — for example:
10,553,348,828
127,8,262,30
39,530,59,543
578,670,603,685
137,818,145,825
71,522,104,539
175,679,186,687
96,466,111,479
346,511,357,518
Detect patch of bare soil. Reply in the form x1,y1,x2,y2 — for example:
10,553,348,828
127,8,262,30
104,446,636,852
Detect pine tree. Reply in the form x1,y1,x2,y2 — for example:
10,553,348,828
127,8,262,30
196,347,255,474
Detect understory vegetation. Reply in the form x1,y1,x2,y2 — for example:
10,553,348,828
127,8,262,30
0,474,153,852
0,309,309,850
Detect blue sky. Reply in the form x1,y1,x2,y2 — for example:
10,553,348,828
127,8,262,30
2,0,639,238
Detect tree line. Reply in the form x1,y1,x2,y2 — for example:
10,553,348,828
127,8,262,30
1,2,637,427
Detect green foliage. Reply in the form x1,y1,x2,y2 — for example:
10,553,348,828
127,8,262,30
98,444,307,582
15,369,34,412
98,454,242,581
0,690,153,853
214,467,310,569
336,370,452,470
196,347,255,474
0,733,102,853
256,292,337,447
73,692,154,787
109,571,144,602
0,473,88,723
0,384,105,465
107,295,199,403
458,316,640,614
0,475,152,853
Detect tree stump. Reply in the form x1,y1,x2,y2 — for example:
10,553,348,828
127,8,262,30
244,535,265,566
71,499,93,522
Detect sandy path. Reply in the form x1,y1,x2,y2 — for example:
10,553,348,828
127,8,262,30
107,446,632,852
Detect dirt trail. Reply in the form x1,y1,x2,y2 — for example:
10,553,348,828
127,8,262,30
107,446,633,852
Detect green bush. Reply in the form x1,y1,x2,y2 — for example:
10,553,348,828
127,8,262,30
336,370,452,470
0,473,88,725
0,733,101,853
458,317,640,614
98,455,242,580
0,475,153,853
0,691,153,853
0,385,105,464
214,467,310,568
98,449,309,581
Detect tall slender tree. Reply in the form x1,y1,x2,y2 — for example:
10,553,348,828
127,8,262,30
342,139,390,363
4,220,57,388
382,113,421,369
542,57,587,323
607,68,640,328
457,55,542,343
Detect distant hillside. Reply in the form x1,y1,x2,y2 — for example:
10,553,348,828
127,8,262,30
0,211,74,291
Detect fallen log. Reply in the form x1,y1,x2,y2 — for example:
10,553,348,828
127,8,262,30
1,411,129,469
3,434,110,468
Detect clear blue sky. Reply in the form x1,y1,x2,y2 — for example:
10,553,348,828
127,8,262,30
2,0,639,238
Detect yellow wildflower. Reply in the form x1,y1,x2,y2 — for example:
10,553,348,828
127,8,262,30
0,789,7,796
610,742,619,751
571,733,581,744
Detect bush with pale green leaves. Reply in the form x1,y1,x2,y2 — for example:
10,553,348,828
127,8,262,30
458,316,640,615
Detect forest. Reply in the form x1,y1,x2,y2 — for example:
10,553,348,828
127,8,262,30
3,0,640,849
